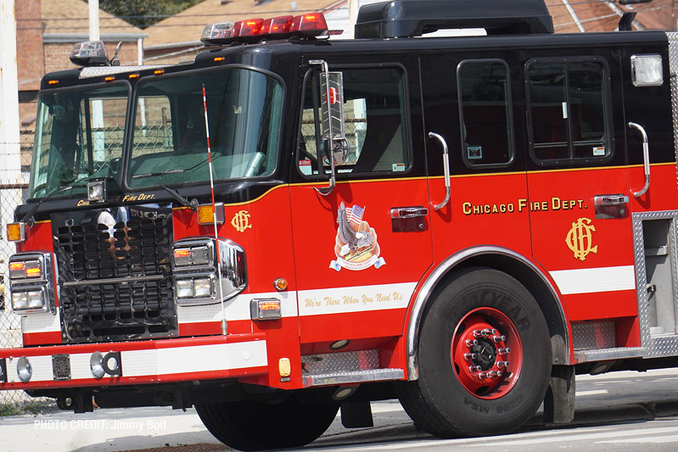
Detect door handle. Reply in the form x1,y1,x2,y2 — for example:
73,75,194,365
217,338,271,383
628,122,651,198
594,194,629,219
594,194,629,206
429,132,451,211
391,207,429,219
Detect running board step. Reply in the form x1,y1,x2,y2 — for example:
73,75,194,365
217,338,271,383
574,347,644,363
303,368,405,387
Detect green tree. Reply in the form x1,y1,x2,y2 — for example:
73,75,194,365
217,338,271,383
91,0,205,29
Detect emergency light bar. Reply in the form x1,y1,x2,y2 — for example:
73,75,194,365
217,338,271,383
70,41,109,67
201,12,329,46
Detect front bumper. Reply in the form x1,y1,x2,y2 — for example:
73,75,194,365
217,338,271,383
0,334,267,390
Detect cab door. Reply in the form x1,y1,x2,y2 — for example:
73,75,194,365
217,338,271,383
289,60,433,347
524,56,638,348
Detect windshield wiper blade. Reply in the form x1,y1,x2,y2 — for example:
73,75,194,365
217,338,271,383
131,169,186,179
23,183,87,226
160,185,198,210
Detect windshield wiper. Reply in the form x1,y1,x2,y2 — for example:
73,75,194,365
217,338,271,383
132,169,186,179
161,185,198,210
23,183,87,226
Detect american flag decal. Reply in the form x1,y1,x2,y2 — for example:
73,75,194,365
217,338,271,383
347,205,365,226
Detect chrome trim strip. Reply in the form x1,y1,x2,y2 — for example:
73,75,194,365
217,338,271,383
406,246,569,380
62,275,164,287
303,369,405,387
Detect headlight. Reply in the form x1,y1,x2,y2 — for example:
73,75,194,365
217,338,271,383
8,252,55,316
175,276,214,300
11,289,47,313
11,292,28,310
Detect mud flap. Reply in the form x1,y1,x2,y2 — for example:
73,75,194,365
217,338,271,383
544,365,575,424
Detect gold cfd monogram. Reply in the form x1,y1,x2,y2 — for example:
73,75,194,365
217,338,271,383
566,217,598,261
231,210,252,233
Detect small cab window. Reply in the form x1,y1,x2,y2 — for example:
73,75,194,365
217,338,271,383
526,59,610,164
298,66,409,176
458,60,514,167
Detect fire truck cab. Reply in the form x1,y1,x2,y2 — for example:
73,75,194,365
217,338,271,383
3,0,678,449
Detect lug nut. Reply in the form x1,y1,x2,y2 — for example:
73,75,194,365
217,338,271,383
463,353,477,361
498,347,511,355
492,335,506,343
469,365,482,372
491,329,497,334
465,339,478,347
481,328,492,336
497,361,509,368
478,372,487,380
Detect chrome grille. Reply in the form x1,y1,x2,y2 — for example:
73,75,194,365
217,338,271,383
53,204,177,342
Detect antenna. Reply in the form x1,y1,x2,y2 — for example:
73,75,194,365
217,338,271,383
202,84,228,335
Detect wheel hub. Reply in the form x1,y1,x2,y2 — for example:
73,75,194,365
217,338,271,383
451,310,521,398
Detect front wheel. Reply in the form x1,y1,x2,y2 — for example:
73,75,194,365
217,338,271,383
397,268,551,437
195,397,339,451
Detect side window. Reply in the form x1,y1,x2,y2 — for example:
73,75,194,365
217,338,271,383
299,66,409,176
527,59,610,164
133,95,173,156
458,60,514,167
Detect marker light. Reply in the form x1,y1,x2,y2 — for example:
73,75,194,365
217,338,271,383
9,260,41,280
6,222,25,243
250,298,282,321
291,13,329,37
173,245,211,267
198,203,225,225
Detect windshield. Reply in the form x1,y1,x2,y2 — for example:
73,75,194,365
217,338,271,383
29,84,129,199
128,68,283,188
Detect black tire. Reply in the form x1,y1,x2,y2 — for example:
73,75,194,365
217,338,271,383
397,268,551,437
195,396,339,451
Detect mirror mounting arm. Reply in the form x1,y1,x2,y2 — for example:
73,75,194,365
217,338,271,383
310,59,337,196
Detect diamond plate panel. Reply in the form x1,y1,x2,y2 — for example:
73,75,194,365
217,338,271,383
572,322,616,350
302,349,379,375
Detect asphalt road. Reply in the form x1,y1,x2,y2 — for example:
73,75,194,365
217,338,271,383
2,368,678,451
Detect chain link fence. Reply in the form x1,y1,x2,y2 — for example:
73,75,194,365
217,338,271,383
0,130,34,406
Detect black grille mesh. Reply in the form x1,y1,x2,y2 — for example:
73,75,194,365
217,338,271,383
52,205,177,342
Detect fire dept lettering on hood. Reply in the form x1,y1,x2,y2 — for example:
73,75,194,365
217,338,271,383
330,202,385,272
462,197,586,216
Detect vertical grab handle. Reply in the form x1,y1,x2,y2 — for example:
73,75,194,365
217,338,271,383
429,132,451,211
628,122,651,198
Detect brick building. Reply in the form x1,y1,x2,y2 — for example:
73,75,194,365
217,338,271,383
15,0,145,174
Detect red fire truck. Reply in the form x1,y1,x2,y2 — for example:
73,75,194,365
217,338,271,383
2,0,678,449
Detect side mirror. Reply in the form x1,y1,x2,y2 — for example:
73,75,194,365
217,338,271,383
311,60,345,195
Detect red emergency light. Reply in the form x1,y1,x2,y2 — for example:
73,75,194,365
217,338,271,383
263,16,294,37
233,18,265,41
200,12,329,46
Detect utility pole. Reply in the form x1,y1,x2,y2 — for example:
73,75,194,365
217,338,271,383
0,0,23,322
89,0,100,41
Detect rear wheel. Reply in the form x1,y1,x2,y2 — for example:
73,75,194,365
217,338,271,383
195,396,339,451
397,268,551,437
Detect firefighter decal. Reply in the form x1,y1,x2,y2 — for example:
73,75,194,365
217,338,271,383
330,202,385,271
